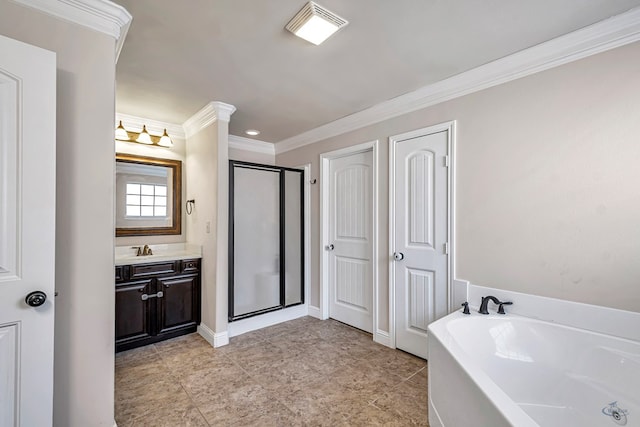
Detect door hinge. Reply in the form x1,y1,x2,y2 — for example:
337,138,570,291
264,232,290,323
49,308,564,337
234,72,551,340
443,242,449,255
443,155,450,167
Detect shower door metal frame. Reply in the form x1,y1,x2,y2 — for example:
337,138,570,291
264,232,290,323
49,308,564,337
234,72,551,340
228,160,305,321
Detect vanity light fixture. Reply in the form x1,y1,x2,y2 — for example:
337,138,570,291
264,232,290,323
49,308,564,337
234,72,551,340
245,129,260,136
115,121,174,148
285,1,348,46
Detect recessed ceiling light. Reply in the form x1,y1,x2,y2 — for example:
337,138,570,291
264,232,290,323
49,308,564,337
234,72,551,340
286,1,348,46
245,129,260,136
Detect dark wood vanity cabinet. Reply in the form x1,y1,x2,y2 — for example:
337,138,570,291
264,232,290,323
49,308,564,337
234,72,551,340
115,259,201,352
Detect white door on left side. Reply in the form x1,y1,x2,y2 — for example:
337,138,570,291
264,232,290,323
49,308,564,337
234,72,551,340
0,35,56,427
328,150,373,333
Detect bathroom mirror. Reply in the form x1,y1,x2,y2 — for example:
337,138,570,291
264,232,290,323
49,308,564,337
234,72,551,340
115,153,182,237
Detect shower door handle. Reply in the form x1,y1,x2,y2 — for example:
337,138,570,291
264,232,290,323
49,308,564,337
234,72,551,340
325,244,334,251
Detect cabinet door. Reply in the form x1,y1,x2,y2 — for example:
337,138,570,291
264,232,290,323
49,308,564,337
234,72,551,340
157,275,199,334
115,279,154,346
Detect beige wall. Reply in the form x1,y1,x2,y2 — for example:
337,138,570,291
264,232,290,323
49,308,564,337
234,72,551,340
229,147,275,165
213,120,231,334
185,117,231,336
115,138,187,246
0,2,118,426
185,125,219,331
277,41,640,332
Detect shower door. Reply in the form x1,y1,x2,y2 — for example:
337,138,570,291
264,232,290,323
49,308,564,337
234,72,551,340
229,161,304,321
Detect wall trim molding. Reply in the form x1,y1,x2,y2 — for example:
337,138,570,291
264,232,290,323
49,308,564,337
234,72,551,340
374,330,392,348
11,0,132,62
275,6,640,154
115,113,185,140
197,323,229,348
229,134,275,155
307,305,322,320
183,101,236,139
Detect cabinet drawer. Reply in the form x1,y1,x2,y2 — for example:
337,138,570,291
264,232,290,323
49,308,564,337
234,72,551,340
131,262,176,278
180,259,200,273
115,266,125,282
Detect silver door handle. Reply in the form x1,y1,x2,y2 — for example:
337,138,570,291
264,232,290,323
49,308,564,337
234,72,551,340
394,252,404,261
141,291,164,301
325,244,334,251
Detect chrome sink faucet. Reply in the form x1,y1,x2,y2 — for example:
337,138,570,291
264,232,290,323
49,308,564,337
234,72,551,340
479,296,513,315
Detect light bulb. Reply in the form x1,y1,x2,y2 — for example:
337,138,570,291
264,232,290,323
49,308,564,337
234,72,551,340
158,129,173,147
136,125,153,144
115,121,129,141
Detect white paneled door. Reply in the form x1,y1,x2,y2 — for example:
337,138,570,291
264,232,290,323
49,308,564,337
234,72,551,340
328,150,373,332
393,129,449,359
0,35,56,426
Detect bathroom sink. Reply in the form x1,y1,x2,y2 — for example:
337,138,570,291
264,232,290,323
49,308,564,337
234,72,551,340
115,244,202,266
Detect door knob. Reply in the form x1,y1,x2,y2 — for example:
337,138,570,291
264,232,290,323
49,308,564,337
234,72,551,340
326,244,335,251
394,252,404,261
25,291,47,307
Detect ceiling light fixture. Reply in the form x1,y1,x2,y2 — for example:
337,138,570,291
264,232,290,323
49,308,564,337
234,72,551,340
285,1,348,46
245,129,260,136
115,122,173,148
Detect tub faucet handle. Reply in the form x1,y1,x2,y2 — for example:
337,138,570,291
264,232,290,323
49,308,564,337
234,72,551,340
461,302,470,315
497,301,513,315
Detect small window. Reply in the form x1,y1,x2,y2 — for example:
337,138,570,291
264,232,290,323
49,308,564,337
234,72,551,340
125,183,168,217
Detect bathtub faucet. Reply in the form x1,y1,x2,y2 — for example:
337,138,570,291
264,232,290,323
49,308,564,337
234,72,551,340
479,296,513,315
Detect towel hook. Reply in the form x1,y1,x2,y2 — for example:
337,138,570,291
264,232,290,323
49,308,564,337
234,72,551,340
186,199,195,215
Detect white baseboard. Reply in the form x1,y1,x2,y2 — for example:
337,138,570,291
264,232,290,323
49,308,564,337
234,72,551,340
307,305,322,319
374,330,393,348
228,305,308,337
213,331,229,347
113,421,118,427
197,323,229,347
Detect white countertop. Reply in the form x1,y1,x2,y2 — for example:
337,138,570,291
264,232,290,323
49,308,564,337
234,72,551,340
115,243,202,266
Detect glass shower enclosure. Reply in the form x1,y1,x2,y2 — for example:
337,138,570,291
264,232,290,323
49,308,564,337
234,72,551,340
228,161,304,321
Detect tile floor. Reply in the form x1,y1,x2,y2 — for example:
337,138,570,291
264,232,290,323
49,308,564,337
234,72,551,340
115,316,428,426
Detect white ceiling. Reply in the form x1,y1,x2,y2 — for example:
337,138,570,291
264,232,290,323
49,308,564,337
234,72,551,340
114,0,640,143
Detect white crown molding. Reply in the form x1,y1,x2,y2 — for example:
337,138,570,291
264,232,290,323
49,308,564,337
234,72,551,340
183,101,237,139
11,0,132,62
115,113,185,140
275,6,640,154
228,135,275,156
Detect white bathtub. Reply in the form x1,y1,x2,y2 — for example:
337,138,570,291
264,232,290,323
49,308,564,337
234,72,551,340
428,311,640,427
